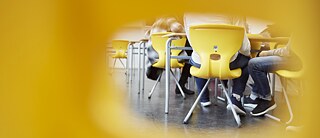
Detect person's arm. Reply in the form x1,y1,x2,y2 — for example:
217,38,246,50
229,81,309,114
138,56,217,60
258,46,290,57
259,38,291,57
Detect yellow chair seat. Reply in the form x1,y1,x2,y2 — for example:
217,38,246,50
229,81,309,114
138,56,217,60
152,58,184,68
112,51,127,58
190,66,241,79
275,69,304,79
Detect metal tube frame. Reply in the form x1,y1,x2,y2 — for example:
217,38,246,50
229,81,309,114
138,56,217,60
137,41,142,94
148,72,163,99
265,76,294,125
183,79,211,124
165,37,174,114
142,41,146,93
170,69,186,99
220,79,241,127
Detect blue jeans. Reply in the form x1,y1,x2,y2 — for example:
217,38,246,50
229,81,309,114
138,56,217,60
248,55,302,99
190,53,250,102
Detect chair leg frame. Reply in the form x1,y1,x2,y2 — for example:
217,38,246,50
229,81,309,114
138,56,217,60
183,78,241,127
219,79,241,127
110,58,117,74
118,58,126,69
183,79,211,124
265,76,294,125
281,78,294,124
148,72,163,99
141,42,146,93
170,69,186,99
148,70,186,99
130,44,134,82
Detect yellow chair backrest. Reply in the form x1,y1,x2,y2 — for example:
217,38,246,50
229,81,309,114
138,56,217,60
150,32,186,68
189,24,244,79
247,34,263,58
112,40,129,58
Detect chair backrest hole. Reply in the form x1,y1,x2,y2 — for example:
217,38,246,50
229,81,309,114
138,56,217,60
210,54,221,60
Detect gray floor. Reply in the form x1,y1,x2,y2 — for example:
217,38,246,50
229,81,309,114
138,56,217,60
113,68,298,137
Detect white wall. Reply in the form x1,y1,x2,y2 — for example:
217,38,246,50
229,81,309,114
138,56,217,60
247,17,273,34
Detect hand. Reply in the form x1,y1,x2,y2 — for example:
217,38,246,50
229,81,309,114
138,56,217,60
259,51,268,57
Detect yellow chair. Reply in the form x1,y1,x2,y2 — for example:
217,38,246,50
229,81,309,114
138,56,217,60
151,32,185,68
271,37,304,125
148,32,187,99
111,40,129,70
183,24,245,127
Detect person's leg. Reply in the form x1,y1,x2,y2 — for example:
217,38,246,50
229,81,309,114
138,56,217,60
248,56,292,116
227,53,250,115
195,77,211,107
189,56,211,107
230,55,250,97
243,83,260,108
176,40,195,95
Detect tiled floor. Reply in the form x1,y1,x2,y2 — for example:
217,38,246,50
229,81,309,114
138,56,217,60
112,68,299,137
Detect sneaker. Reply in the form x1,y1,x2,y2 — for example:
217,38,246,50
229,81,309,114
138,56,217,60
243,96,259,108
175,86,195,95
250,98,277,116
200,101,212,107
227,94,246,115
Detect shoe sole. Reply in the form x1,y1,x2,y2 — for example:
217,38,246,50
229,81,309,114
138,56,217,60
244,103,258,108
201,102,212,107
227,104,246,115
250,104,277,116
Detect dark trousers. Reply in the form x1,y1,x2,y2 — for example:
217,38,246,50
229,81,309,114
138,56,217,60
191,53,250,102
177,40,192,87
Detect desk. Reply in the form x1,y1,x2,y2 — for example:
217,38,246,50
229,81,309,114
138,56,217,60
248,36,289,43
164,33,189,114
138,38,148,94
248,36,290,57
128,41,140,83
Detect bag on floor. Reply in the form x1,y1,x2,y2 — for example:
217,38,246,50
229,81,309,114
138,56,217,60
146,64,163,80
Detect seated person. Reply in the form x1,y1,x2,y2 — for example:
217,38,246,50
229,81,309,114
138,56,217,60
184,13,251,113
247,38,302,116
145,16,194,95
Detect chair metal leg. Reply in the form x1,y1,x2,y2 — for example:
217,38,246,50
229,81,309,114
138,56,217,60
219,80,241,127
183,79,211,124
126,59,129,83
170,69,186,99
187,77,190,89
271,73,276,95
265,114,281,122
148,72,162,99
111,58,117,74
213,78,218,105
138,42,142,94
119,59,126,68
142,42,146,93
165,38,174,114
217,82,226,102
265,77,294,125
130,44,134,82
281,79,294,124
